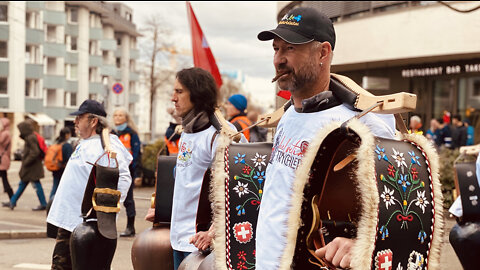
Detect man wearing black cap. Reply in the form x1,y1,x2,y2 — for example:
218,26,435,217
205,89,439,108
47,100,133,269
255,7,396,269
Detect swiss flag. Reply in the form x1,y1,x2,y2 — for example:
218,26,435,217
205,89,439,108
186,2,223,89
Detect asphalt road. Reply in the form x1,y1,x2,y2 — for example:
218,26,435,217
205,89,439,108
0,161,463,269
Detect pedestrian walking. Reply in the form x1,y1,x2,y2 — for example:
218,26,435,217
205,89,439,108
0,117,12,199
2,120,47,210
113,107,142,237
45,127,73,200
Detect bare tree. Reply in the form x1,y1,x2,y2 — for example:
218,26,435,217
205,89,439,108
141,15,174,139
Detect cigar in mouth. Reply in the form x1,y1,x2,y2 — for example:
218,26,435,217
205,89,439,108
271,71,290,83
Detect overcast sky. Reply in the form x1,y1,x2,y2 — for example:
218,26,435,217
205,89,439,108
120,1,279,108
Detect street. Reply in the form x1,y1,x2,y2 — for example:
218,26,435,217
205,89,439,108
0,161,463,269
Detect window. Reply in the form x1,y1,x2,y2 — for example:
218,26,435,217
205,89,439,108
89,41,98,55
66,36,77,51
129,81,135,94
25,79,40,98
0,78,6,94
0,5,7,22
69,8,78,23
0,41,7,58
89,68,99,82
26,11,41,29
47,25,56,43
47,57,56,75
26,45,41,64
46,89,56,106
66,64,78,80
116,57,121,68
70,93,77,107
130,60,135,72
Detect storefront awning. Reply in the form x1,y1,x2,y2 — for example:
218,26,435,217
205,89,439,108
27,113,56,126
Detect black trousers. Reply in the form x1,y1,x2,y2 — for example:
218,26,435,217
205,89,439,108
0,170,12,197
123,170,136,218
52,228,72,270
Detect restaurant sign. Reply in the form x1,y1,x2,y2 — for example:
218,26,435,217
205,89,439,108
402,63,480,78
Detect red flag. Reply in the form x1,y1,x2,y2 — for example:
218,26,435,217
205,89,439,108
186,2,223,88
277,90,291,100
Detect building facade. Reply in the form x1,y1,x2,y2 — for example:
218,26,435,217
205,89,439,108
277,1,480,141
0,1,140,150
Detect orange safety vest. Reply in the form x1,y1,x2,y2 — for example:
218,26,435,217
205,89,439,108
119,133,132,154
231,115,251,141
165,136,180,155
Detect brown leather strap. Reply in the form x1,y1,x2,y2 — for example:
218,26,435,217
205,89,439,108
395,113,409,134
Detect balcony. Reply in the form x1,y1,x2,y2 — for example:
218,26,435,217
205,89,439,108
0,25,8,41
89,28,103,40
45,106,71,121
65,24,78,37
65,80,78,93
129,93,139,103
129,72,139,81
130,49,139,60
0,97,8,109
25,64,43,79
89,82,104,94
44,43,66,58
65,51,78,65
100,65,116,77
0,62,8,77
25,98,44,113
44,10,66,25
100,39,117,51
26,1,45,10
44,75,66,89
89,55,102,67
115,69,122,80
26,28,44,44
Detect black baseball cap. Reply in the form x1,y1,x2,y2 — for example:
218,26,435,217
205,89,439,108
258,7,336,50
70,99,107,117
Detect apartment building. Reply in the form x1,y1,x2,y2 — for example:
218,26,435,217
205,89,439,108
276,1,480,137
0,1,140,150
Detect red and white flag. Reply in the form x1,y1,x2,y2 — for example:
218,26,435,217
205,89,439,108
186,2,223,88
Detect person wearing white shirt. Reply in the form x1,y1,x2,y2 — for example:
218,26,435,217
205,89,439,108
47,100,132,270
256,7,396,269
145,67,233,270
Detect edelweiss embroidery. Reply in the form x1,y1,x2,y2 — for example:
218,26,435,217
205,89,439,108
376,144,430,243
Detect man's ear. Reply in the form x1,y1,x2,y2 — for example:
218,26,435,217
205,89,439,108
320,42,332,61
90,117,99,128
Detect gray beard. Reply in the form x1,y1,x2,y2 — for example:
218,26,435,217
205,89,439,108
280,61,319,93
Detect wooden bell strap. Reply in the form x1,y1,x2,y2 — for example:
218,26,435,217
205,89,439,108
229,116,271,140
92,188,121,213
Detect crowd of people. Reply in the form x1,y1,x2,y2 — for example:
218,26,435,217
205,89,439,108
415,112,475,150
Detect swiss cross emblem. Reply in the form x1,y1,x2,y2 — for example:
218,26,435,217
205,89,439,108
375,249,393,270
233,222,253,244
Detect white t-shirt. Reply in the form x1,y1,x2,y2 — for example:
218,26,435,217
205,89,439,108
170,125,218,252
256,104,396,270
449,153,480,217
47,134,133,232
170,123,247,252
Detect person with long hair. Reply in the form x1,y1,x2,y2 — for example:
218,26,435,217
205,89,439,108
145,67,246,269
113,107,142,237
